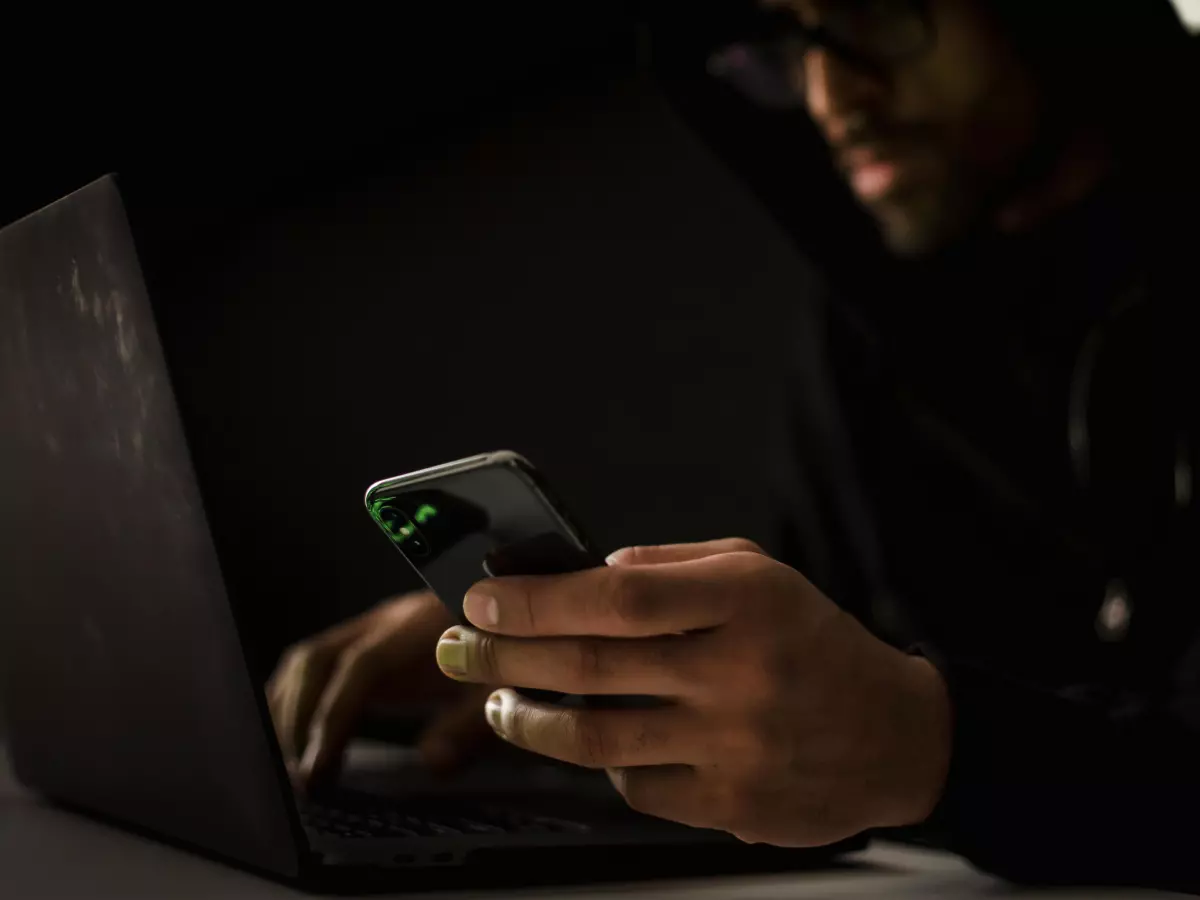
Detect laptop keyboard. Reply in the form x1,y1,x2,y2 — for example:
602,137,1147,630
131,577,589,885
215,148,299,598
300,795,593,841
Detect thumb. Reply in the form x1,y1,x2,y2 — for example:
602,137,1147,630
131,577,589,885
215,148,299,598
606,538,767,567
417,686,497,775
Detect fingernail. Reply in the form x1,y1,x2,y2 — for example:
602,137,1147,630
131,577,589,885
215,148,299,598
436,634,469,675
463,592,499,628
486,691,507,737
605,548,633,566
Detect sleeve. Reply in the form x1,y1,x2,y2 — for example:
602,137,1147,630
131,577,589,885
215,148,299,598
783,272,1200,891
918,292,1200,894
920,649,1200,895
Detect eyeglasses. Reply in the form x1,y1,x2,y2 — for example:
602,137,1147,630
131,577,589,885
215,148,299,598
708,0,935,109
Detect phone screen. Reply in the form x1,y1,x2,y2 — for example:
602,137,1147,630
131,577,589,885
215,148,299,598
364,454,602,624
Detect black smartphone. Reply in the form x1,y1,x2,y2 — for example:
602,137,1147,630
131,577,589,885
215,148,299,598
365,452,662,711
364,451,605,621
365,452,607,705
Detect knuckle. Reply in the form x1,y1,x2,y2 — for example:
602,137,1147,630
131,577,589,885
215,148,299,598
514,583,539,635
573,639,608,686
644,639,687,686
737,630,794,697
570,718,614,767
602,569,654,628
725,538,766,556
724,549,773,577
741,660,782,709
714,636,782,707
736,723,782,775
474,633,502,680
710,708,782,770
762,646,800,700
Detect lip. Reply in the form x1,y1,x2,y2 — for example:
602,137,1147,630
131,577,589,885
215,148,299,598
839,147,918,201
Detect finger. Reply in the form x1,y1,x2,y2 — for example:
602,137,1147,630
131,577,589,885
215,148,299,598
462,560,747,638
606,538,766,567
267,685,295,773
298,646,384,784
268,649,338,766
417,685,497,774
266,602,400,762
483,689,703,768
437,627,695,696
296,593,448,781
608,765,716,831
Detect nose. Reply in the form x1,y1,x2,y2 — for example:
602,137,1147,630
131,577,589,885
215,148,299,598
802,46,887,143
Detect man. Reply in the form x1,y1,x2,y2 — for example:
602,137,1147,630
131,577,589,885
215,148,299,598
269,0,1199,890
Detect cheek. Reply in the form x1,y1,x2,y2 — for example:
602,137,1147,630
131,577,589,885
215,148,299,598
911,3,1039,169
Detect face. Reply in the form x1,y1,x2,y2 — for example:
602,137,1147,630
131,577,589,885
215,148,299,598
771,0,1041,255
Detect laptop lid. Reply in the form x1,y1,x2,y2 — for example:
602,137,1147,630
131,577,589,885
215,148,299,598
0,176,302,878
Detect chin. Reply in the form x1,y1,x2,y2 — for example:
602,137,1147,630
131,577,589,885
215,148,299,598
880,222,945,258
872,197,966,259
867,178,987,258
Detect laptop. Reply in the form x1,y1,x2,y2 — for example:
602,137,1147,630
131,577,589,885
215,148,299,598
0,167,864,888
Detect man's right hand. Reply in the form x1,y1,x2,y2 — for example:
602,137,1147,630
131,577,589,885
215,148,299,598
267,590,495,786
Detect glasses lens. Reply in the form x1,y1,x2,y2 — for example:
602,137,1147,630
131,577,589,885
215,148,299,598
709,1,929,108
708,42,807,109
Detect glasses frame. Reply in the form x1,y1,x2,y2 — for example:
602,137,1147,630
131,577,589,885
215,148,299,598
709,1,937,109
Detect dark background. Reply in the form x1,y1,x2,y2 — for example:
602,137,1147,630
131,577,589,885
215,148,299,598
1,3,878,678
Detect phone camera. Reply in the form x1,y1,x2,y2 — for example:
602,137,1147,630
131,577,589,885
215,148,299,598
375,504,431,558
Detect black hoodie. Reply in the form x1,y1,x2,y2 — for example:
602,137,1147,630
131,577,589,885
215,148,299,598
774,123,1200,896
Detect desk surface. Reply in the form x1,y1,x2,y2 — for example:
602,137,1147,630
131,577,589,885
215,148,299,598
0,751,1181,900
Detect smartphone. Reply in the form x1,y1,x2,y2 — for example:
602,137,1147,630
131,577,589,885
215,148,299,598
366,452,660,710
364,451,605,624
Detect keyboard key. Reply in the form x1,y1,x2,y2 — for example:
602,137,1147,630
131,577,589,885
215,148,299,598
451,818,505,835
299,795,591,841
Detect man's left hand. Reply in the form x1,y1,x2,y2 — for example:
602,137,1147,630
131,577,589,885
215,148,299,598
434,539,952,847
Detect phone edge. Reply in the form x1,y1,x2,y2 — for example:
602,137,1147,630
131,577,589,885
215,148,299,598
362,451,528,508
363,450,598,559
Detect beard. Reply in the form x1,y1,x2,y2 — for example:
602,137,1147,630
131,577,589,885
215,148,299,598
833,124,993,258
862,173,989,257
836,68,1044,258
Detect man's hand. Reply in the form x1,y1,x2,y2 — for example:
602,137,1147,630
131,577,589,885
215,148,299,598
434,539,952,847
267,591,495,786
